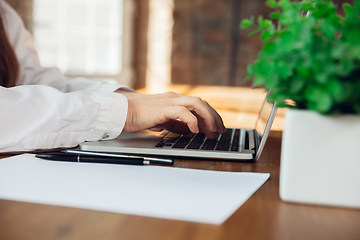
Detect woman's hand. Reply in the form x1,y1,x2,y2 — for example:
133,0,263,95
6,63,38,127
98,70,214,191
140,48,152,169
115,90,226,139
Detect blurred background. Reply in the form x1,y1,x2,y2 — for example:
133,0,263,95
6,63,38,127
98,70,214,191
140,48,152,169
6,0,352,88
5,0,351,129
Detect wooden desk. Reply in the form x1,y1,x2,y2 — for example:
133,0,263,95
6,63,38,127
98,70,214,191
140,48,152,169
0,131,359,240
1,86,359,240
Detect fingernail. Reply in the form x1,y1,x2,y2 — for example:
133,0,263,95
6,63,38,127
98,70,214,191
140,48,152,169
194,126,200,133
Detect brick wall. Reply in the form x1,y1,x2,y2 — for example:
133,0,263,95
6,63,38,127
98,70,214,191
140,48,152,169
133,0,149,89
172,0,272,86
171,0,351,87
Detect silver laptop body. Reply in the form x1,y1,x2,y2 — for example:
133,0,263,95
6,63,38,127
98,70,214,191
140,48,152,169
79,93,277,161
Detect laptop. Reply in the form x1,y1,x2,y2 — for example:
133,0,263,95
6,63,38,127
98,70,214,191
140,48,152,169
79,92,277,161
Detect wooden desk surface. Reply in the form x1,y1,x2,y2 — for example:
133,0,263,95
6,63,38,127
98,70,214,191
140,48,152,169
0,131,359,240
1,86,359,240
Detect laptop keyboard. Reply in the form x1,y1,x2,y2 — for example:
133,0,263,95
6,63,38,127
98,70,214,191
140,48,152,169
155,128,248,152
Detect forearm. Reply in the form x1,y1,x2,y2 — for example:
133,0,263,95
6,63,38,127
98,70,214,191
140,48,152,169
0,85,128,152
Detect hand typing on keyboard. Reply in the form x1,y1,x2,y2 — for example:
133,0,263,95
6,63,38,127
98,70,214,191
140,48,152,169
155,128,242,152
115,90,227,139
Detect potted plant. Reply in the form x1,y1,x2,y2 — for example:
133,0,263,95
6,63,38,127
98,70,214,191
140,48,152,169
241,0,360,208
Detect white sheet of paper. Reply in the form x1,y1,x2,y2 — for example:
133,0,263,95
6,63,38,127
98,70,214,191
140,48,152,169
0,154,269,224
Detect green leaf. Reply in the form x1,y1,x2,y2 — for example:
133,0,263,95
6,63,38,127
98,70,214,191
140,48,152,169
353,103,360,114
263,41,277,55
267,24,276,35
253,74,266,86
268,92,290,106
315,72,328,84
278,0,292,10
275,60,292,79
261,20,272,28
265,73,280,89
277,30,296,52
300,1,314,11
248,28,262,36
337,82,353,102
331,43,347,59
349,46,360,61
297,67,311,79
261,30,273,40
289,77,305,94
240,19,253,29
327,78,345,102
343,3,353,17
270,11,280,19
346,29,360,44
336,60,354,77
242,0,360,114
266,0,278,9
306,87,333,113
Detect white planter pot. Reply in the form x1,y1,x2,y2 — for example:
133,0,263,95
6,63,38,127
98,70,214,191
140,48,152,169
280,109,360,208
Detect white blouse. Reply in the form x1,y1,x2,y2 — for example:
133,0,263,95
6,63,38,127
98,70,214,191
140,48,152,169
0,1,130,152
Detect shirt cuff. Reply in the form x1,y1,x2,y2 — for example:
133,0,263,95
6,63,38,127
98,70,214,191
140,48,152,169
88,92,128,141
97,83,135,94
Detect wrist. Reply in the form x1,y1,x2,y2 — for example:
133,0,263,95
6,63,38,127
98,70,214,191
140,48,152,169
115,88,139,98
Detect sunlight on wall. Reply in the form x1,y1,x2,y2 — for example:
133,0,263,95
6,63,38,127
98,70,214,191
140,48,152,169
146,0,174,93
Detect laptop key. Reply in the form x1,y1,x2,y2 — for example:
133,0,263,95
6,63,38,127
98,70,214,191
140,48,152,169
213,129,233,151
172,134,194,149
186,144,202,149
244,131,250,150
201,139,217,150
172,142,188,148
186,134,206,149
230,146,239,152
215,143,231,151
155,142,164,148
163,128,242,152
230,129,240,152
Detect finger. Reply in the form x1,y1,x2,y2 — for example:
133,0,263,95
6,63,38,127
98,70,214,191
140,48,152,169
149,127,164,132
153,91,183,103
155,120,191,135
192,111,218,139
203,101,227,134
155,93,226,134
171,96,220,133
162,106,199,134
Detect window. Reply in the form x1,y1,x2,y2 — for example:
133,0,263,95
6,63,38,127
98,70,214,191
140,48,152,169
33,0,134,86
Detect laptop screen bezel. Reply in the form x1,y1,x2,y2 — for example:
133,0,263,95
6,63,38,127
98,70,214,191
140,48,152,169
253,95,277,161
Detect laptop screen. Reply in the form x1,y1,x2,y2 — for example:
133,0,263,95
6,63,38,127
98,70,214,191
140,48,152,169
253,93,277,160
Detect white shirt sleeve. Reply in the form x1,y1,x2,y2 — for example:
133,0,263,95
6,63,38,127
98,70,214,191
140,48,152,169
0,1,130,152
0,85,128,152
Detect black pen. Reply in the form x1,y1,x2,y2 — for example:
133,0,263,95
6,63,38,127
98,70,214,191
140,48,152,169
62,149,174,165
35,154,150,166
